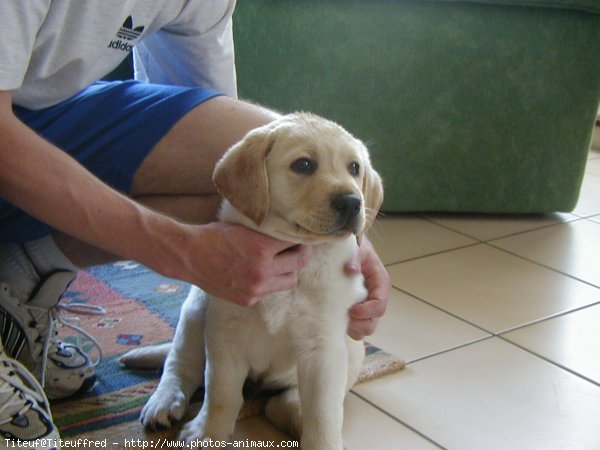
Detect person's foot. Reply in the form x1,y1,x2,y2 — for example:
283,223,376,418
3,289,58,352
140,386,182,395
0,271,101,399
0,341,60,449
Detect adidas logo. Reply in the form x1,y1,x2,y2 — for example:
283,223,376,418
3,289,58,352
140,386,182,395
116,16,145,40
108,16,145,52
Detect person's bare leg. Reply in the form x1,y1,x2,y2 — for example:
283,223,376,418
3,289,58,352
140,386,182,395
54,96,279,268
131,96,278,196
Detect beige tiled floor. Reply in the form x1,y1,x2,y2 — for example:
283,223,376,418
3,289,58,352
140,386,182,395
229,148,600,449
354,148,599,450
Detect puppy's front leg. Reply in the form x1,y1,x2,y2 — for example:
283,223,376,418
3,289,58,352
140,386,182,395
179,331,248,443
297,338,348,450
141,287,207,429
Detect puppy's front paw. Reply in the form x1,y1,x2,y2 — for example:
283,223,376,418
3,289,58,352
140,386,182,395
140,385,187,429
177,417,204,445
178,414,230,445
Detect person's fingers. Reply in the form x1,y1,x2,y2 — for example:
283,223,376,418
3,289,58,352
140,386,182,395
272,244,312,275
347,317,379,341
262,271,299,297
349,298,387,320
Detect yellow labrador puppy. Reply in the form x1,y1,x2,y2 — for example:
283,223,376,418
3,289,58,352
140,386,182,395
121,113,383,449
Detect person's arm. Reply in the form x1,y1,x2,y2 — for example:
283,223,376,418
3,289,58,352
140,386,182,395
0,90,309,305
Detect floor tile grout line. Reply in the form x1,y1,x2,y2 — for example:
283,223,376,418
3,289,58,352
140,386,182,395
403,335,496,365
484,241,600,290
495,300,600,336
570,211,600,219
348,391,448,449
397,278,598,329
391,286,496,336
497,335,600,388
383,242,481,268
417,214,486,242
403,330,600,389
477,216,583,243
376,333,599,405
418,213,582,244
389,288,600,366
380,215,591,269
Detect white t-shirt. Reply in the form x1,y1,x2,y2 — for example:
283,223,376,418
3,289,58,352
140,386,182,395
0,0,238,109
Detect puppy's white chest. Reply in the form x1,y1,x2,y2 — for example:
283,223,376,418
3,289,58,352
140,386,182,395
259,237,366,335
300,239,364,305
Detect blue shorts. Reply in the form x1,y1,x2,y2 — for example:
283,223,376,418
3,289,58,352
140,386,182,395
1,80,221,243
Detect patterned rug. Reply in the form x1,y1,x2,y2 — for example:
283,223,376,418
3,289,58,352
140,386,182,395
50,262,405,437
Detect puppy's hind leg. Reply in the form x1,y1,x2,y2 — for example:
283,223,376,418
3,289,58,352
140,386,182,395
120,342,172,369
265,387,302,439
141,287,207,429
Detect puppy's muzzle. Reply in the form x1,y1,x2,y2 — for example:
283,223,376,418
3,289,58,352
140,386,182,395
331,192,362,232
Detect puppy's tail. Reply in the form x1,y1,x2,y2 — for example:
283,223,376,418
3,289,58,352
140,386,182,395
119,342,172,369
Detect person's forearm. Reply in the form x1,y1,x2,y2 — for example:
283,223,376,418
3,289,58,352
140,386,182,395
0,95,188,276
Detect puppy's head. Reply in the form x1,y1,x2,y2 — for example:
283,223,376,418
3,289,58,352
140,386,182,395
213,113,383,243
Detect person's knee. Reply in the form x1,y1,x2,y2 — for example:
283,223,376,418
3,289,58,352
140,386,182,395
131,96,278,197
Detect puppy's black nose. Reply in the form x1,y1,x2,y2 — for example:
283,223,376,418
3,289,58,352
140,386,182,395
331,193,361,227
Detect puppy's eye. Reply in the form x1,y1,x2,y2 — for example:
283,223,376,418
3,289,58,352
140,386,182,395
349,161,360,176
290,158,318,175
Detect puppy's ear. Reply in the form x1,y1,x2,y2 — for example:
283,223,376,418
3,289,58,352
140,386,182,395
213,126,275,225
358,159,384,243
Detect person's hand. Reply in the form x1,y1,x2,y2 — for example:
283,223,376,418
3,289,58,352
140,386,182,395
345,237,390,340
181,222,311,306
